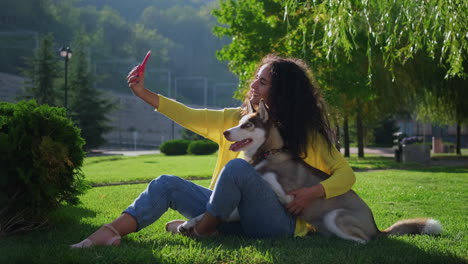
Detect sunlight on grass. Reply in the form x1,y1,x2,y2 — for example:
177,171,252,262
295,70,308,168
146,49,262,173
432,148,468,159
345,155,404,170
2,155,467,263
82,154,217,184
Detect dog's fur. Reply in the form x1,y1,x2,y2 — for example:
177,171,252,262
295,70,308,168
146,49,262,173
179,100,442,242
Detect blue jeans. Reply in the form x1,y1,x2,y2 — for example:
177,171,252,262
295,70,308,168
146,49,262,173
123,159,295,238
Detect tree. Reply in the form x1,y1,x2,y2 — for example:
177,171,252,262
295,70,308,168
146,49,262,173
411,54,468,154
2,0,235,103
140,4,237,100
213,0,391,157
21,33,61,106
68,35,115,150
373,116,400,147
213,0,286,94
284,0,468,153
214,0,467,157
0,0,55,31
281,0,467,78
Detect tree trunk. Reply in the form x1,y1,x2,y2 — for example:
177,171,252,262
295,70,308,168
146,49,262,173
356,109,364,158
456,122,461,155
343,116,350,157
335,125,341,152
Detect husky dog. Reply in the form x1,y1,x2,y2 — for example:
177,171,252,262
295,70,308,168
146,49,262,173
179,100,442,242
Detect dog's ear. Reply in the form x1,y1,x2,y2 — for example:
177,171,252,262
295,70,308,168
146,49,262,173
247,100,255,114
258,99,269,122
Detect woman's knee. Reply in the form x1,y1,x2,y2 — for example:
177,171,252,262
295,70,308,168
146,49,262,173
148,175,184,192
225,158,252,172
221,158,256,183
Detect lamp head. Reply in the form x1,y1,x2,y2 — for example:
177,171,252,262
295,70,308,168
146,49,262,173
60,46,72,59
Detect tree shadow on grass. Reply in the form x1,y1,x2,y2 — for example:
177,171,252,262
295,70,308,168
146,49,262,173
402,165,468,174
0,205,160,264
349,155,468,173
1,203,465,264
2,222,465,263
189,233,466,264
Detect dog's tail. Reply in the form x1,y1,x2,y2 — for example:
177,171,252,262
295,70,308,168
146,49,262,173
382,218,442,236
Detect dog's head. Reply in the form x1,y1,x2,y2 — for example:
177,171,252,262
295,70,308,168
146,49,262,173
223,100,271,156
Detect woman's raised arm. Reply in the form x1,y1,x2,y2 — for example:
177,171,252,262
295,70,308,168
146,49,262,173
126,51,160,109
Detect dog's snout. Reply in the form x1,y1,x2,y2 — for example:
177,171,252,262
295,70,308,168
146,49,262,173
223,130,230,137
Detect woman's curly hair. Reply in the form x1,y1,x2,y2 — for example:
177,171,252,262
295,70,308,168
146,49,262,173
243,54,335,159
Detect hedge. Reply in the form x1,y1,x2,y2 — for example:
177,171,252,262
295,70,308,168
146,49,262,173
159,139,191,155
0,101,88,236
188,140,218,155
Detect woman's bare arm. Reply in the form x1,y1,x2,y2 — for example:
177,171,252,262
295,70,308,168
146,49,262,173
126,64,160,109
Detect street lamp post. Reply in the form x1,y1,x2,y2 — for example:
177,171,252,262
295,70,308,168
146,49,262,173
59,46,72,111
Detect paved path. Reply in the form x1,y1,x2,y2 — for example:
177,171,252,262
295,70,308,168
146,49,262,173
344,147,394,157
99,150,160,156
89,147,467,167
90,147,394,157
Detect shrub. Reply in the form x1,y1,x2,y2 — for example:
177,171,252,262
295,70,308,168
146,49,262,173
159,139,190,155
188,140,219,155
0,101,88,236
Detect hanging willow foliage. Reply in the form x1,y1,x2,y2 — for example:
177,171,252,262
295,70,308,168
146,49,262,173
283,0,468,78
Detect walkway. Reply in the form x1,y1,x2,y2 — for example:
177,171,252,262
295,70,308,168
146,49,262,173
89,147,467,167
90,147,394,157
345,147,394,157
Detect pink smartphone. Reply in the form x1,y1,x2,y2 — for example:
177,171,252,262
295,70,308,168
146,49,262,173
137,51,151,74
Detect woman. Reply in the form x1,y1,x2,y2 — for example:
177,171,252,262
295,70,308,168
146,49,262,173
71,54,355,247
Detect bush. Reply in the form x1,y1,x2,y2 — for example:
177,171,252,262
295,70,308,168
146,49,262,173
159,139,191,155
188,140,219,155
0,101,88,236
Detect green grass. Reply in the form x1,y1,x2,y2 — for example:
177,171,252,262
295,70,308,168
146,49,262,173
346,155,408,170
81,153,429,185
83,154,217,185
1,155,467,263
432,152,468,159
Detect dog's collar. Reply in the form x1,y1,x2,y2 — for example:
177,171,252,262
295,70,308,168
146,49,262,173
251,148,287,166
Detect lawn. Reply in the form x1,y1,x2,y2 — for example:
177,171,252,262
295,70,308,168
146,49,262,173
83,154,217,185
1,155,467,263
82,153,465,185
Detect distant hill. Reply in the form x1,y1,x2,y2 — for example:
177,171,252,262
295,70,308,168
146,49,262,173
0,0,239,106
77,0,216,22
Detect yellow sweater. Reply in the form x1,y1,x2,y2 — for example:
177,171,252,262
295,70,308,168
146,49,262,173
156,95,355,236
